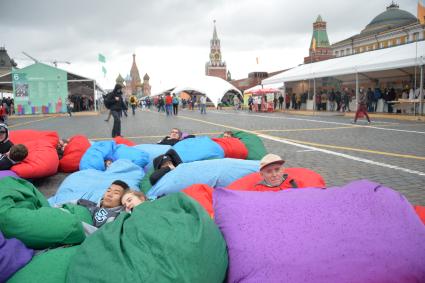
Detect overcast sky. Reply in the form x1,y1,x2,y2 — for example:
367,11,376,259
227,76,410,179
0,0,418,93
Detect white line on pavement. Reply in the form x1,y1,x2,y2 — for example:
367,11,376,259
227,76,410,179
296,149,317,152
208,111,425,134
258,133,425,177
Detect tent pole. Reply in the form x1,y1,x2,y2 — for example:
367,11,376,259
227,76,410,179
313,78,316,112
93,80,97,112
355,73,359,111
420,63,423,116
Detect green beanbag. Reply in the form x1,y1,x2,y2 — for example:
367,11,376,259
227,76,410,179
7,246,79,283
222,130,267,160
0,177,91,249
66,193,228,283
139,168,154,194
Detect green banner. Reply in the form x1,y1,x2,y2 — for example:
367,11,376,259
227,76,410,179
12,63,68,115
98,53,106,63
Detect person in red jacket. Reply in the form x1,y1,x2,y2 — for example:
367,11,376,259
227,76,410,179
165,93,173,116
256,154,298,190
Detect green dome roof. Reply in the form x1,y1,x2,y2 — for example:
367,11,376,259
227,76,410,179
361,4,417,35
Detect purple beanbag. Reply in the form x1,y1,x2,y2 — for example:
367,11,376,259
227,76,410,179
0,170,19,180
213,180,425,283
0,231,34,282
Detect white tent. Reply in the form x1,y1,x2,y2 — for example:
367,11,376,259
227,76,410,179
244,83,284,94
172,75,241,107
263,41,425,84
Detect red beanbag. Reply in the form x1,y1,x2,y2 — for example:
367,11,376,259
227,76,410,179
11,140,59,178
227,168,326,191
10,130,59,147
183,184,214,218
59,135,91,173
212,137,248,159
113,136,135,146
414,205,425,225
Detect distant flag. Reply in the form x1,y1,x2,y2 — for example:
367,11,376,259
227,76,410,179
418,0,425,24
102,66,107,77
256,57,259,64
311,37,317,52
98,53,106,63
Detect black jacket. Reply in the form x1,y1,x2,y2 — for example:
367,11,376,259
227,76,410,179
109,91,125,111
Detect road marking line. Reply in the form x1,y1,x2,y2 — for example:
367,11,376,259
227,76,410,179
256,126,358,132
207,111,425,134
176,114,425,177
9,116,55,128
296,149,317,153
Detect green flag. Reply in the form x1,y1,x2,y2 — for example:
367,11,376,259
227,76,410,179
98,53,106,63
102,66,107,77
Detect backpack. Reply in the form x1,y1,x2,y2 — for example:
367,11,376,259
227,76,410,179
103,92,114,109
173,97,179,105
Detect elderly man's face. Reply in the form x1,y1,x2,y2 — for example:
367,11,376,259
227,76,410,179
169,129,180,140
260,163,285,187
102,184,125,208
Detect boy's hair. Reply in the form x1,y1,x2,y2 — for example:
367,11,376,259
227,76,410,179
223,130,234,137
123,190,147,202
9,144,28,162
111,180,130,191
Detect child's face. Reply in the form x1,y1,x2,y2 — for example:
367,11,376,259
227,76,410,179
121,193,144,212
105,159,113,168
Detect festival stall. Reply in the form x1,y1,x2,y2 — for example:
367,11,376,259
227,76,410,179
244,88,280,112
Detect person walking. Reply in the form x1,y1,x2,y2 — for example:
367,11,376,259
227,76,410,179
233,95,240,111
200,95,207,114
130,94,138,115
66,97,73,117
172,94,179,115
105,84,125,137
165,93,173,116
278,94,284,110
352,89,371,124
248,95,254,112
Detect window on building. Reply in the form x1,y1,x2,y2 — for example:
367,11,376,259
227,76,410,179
340,50,344,56
335,51,339,57
359,47,363,52
379,42,384,48
396,38,401,45
388,40,392,47
413,32,419,41
346,48,350,54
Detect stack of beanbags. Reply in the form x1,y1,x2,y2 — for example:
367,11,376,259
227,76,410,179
213,180,425,282
9,130,59,178
216,130,267,160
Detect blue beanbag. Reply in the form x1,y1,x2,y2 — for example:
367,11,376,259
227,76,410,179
147,158,259,199
133,144,172,170
80,141,149,171
173,136,225,163
49,159,144,206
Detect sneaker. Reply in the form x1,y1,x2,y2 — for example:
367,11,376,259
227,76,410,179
367,121,371,125
351,121,356,124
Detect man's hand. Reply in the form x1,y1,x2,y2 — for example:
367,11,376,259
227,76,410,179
115,97,119,101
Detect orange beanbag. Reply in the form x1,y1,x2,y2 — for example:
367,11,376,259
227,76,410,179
414,205,425,225
10,130,59,147
227,168,326,191
113,136,135,147
11,140,59,178
183,184,214,218
59,135,91,173
212,137,248,159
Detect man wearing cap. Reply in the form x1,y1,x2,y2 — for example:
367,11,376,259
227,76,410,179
149,149,183,186
257,153,298,190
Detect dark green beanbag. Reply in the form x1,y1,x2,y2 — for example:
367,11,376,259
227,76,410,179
7,246,79,283
0,177,91,249
228,130,267,160
66,193,228,283
139,168,153,194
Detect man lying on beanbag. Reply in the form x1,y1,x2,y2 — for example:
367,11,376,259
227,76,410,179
257,153,298,189
0,144,28,170
59,180,130,235
150,149,182,186
157,128,195,146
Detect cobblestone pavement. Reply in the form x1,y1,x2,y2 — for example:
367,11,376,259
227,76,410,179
8,108,425,205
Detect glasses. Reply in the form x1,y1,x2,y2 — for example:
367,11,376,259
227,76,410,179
171,131,179,134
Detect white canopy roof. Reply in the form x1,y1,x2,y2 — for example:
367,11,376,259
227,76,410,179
263,41,425,84
172,76,241,107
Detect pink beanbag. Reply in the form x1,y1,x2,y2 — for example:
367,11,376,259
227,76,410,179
59,135,91,173
227,168,326,191
213,180,425,283
12,140,59,179
212,137,248,159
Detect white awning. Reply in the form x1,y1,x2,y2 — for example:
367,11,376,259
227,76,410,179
263,41,425,84
172,75,241,107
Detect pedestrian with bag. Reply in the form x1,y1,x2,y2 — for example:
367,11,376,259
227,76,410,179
104,84,125,137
